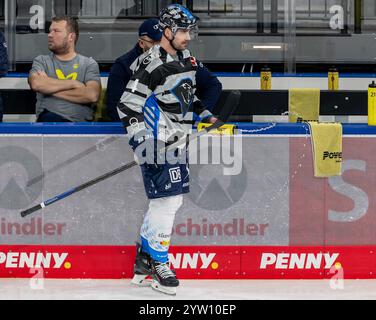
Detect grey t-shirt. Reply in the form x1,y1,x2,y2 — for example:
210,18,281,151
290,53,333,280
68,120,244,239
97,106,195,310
30,53,101,122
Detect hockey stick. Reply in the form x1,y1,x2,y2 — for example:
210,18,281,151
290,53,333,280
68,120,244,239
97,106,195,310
20,90,241,218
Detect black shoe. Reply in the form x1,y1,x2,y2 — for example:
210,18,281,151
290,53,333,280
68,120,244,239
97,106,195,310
150,259,179,295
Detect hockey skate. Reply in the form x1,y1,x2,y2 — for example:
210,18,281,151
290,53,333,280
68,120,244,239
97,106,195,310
131,243,153,287
150,259,179,296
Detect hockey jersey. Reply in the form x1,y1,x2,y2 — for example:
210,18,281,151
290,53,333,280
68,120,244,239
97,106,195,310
117,45,213,147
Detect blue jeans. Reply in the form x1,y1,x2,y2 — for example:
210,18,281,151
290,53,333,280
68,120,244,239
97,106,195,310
37,110,71,122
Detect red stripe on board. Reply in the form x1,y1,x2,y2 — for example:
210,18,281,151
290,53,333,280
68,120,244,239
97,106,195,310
0,245,374,279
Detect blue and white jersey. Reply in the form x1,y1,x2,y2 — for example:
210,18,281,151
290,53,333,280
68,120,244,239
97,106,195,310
117,45,213,146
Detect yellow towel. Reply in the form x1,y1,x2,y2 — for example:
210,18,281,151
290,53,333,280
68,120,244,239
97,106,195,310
308,121,343,178
289,88,320,123
197,123,236,135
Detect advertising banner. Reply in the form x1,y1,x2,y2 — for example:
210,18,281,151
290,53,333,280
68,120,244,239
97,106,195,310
1,127,375,279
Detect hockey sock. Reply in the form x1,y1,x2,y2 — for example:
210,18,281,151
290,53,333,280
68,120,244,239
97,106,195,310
140,194,183,263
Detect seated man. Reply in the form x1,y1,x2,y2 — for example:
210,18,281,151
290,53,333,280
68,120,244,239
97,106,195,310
29,15,101,122
106,18,222,121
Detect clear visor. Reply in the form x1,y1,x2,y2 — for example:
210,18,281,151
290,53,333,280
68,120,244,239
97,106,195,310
188,28,199,40
175,25,199,40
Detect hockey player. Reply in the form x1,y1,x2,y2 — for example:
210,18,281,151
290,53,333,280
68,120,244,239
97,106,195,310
117,4,217,295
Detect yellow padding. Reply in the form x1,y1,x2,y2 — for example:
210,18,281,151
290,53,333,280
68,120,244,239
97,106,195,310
308,121,343,178
94,88,107,122
289,88,320,123
368,84,376,125
197,123,236,135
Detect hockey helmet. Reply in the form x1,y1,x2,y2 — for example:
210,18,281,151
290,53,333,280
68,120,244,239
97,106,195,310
159,4,199,34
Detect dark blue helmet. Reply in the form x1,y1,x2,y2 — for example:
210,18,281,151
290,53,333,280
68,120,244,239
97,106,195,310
159,4,199,34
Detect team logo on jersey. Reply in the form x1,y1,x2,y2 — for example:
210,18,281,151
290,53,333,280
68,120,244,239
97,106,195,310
180,83,193,104
171,79,194,116
169,167,182,183
143,54,153,65
143,51,160,66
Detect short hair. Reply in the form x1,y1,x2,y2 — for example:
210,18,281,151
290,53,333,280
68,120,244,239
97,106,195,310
51,15,79,44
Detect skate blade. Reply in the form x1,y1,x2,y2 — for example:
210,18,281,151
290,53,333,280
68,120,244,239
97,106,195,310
131,274,152,287
151,281,177,296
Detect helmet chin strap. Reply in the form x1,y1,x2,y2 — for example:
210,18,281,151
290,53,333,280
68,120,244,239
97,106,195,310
163,28,180,52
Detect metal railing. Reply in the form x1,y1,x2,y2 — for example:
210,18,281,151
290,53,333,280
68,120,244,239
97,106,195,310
8,0,376,34
78,0,173,18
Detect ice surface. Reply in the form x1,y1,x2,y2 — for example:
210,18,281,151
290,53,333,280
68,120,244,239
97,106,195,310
0,279,375,300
